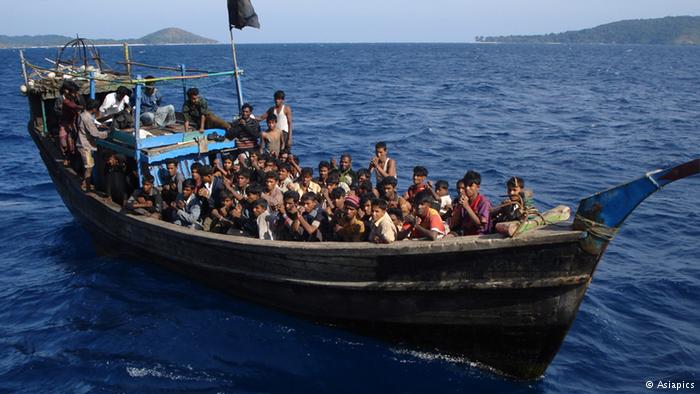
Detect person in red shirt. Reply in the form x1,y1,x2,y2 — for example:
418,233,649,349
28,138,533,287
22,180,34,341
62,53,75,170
403,166,428,204
409,192,446,240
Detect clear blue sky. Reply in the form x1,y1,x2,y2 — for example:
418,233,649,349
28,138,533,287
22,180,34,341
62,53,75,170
5,0,700,43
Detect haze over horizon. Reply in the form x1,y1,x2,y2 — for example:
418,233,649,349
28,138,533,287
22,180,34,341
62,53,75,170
5,0,700,43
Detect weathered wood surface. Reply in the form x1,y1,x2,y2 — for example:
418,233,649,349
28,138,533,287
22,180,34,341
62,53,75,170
30,125,603,380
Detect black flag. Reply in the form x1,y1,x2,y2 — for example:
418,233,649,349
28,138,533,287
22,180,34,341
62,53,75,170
227,0,260,30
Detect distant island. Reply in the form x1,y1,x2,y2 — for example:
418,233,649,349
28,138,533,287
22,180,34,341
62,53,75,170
0,28,218,48
476,16,700,45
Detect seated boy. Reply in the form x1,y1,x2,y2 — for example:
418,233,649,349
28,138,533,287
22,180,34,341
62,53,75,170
409,192,447,240
293,192,330,242
333,194,365,242
387,207,412,241
316,161,332,189
209,190,237,234
403,166,428,204
275,190,303,241
492,176,537,225
172,179,203,229
277,163,294,192
125,174,162,218
368,198,398,244
451,170,492,235
291,167,322,194
251,199,275,240
428,180,452,220
262,171,284,210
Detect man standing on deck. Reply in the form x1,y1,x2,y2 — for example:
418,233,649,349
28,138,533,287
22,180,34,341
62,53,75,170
77,99,109,192
138,77,176,128
182,88,231,132
258,90,294,150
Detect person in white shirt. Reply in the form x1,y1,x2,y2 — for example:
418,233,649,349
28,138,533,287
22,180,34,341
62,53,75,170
99,86,131,117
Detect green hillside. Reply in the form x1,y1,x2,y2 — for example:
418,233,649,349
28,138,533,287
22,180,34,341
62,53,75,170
0,28,218,48
476,16,700,45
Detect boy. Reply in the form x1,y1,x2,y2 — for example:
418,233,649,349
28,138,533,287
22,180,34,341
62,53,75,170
403,166,429,204
410,192,447,241
275,190,302,241
369,141,397,188
227,103,261,156
492,176,537,225
262,171,283,210
251,199,275,240
258,90,294,149
126,174,162,218
197,165,224,218
173,179,202,229
452,170,492,235
291,167,322,194
261,114,284,157
209,190,237,234
333,194,365,242
368,198,398,244
428,180,452,220
277,163,294,192
316,161,332,189
387,207,412,241
293,192,330,242
77,99,109,191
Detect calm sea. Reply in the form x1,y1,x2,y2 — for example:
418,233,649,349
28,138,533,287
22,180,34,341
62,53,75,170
0,43,698,393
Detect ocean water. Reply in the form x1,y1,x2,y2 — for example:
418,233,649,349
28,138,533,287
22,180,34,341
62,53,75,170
0,43,698,393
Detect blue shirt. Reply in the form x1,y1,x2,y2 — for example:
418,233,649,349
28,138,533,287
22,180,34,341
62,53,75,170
139,88,163,113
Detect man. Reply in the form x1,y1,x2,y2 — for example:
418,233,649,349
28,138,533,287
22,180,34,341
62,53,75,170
337,154,356,188
258,90,294,149
172,179,202,229
182,88,231,132
333,194,365,242
126,174,162,218
138,77,176,127
77,99,109,191
99,86,131,117
227,103,261,154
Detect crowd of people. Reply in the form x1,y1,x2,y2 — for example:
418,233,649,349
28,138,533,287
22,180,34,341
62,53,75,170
55,80,535,243
125,142,536,243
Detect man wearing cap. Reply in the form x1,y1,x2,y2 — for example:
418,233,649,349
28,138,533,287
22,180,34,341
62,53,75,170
334,194,366,242
138,76,176,128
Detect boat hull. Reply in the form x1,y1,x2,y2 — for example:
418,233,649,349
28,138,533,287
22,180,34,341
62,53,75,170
30,127,600,380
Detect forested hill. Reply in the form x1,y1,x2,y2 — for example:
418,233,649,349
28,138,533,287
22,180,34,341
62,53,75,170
476,16,700,45
0,28,218,48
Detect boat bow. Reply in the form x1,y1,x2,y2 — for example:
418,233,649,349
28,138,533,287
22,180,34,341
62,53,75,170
574,158,699,254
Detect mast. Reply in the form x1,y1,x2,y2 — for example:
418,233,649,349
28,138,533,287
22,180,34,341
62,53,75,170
229,28,244,112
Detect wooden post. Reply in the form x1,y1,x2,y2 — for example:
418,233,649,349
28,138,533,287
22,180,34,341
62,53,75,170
40,100,48,136
123,43,131,77
180,64,187,101
134,75,143,185
89,71,96,100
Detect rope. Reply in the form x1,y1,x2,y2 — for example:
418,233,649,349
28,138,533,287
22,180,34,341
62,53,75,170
574,214,619,242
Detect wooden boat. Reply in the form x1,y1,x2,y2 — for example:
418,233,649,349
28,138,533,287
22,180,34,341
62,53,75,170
19,41,700,380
